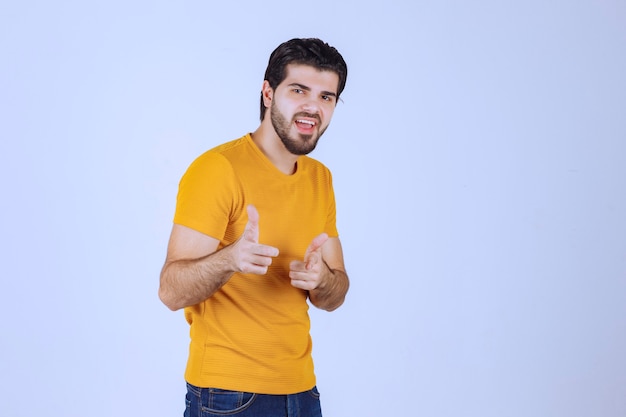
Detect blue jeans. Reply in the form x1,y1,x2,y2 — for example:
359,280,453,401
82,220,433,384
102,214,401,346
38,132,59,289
184,383,323,417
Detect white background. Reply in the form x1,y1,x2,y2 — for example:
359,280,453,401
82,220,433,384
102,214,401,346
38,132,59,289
1,1,625,416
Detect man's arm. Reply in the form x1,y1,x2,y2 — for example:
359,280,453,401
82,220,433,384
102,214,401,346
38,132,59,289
158,205,279,311
289,235,349,311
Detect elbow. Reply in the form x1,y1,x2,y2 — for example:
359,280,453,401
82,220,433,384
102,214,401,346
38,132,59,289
326,274,349,311
158,285,183,311
313,299,343,312
323,295,346,312
311,272,349,311
310,291,347,312
159,264,184,311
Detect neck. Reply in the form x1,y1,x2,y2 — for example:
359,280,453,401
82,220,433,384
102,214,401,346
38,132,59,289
251,121,299,175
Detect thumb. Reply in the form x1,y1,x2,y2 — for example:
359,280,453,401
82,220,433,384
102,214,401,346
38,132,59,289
243,205,259,243
305,233,329,268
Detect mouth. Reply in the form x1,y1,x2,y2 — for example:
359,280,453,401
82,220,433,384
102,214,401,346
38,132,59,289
294,117,319,134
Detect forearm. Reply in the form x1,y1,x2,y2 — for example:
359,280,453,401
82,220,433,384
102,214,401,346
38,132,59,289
309,268,349,312
159,247,234,311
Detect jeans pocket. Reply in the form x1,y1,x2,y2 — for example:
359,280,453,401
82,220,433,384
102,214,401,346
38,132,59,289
308,386,320,399
202,388,257,415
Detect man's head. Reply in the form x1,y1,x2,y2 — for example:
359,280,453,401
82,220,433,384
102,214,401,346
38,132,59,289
260,38,348,122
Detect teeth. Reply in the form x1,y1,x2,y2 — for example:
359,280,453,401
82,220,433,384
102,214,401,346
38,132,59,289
297,119,316,126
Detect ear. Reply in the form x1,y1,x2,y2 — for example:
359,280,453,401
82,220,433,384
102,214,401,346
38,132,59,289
261,80,273,108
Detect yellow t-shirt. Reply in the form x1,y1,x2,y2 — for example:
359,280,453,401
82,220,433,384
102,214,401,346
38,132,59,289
173,133,338,394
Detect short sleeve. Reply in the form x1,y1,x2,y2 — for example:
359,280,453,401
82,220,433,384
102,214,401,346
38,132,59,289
173,151,240,240
324,168,339,238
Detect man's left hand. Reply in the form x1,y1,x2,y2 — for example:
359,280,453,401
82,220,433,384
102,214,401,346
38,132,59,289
289,233,329,291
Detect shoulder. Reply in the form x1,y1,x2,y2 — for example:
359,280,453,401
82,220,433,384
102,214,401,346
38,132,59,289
184,136,249,177
188,149,231,171
180,152,233,191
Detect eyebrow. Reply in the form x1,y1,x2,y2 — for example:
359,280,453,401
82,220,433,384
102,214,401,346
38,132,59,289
288,83,337,98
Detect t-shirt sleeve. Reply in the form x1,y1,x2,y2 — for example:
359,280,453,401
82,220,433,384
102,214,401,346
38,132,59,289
173,152,240,240
324,170,339,238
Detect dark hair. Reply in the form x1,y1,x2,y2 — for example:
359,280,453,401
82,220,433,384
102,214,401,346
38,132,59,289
260,38,348,121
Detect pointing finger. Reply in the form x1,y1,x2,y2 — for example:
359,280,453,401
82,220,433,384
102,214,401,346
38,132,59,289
243,205,259,243
305,233,328,258
305,233,329,269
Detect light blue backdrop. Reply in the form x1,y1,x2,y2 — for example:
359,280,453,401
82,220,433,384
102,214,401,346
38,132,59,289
1,1,625,416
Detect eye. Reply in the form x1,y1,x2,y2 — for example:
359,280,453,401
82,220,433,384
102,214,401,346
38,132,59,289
321,95,335,102
293,88,304,94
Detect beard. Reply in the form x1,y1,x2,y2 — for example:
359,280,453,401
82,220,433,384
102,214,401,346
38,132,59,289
270,100,328,156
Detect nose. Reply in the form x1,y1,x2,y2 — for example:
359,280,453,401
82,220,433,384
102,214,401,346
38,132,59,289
301,97,320,114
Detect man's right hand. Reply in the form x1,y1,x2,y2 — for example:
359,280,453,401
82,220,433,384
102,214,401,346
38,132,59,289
159,205,279,310
228,205,279,275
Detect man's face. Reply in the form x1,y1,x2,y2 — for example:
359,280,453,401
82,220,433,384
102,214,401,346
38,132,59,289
269,64,339,155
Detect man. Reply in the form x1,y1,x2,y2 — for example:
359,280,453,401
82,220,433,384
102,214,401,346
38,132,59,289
159,38,350,417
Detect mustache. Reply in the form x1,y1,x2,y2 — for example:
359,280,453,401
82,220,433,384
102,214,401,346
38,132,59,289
293,112,321,123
